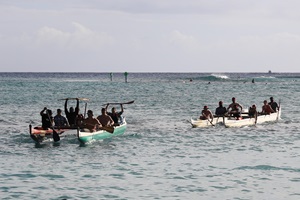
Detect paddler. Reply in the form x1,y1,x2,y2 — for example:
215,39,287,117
200,106,214,120
40,107,53,130
64,98,79,127
82,110,102,132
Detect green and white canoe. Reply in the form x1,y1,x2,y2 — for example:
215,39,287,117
77,119,127,144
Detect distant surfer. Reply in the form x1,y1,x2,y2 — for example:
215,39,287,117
252,79,255,83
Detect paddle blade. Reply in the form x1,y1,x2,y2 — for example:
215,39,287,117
102,100,134,106
102,126,115,134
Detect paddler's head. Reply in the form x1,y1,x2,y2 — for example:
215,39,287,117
47,109,52,116
219,101,223,106
87,110,93,116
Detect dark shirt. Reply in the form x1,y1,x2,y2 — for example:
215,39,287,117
215,106,227,116
107,111,123,124
65,112,77,126
41,114,53,129
54,115,68,127
269,102,278,112
65,99,79,126
248,107,256,117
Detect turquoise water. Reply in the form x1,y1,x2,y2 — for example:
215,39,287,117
0,72,300,199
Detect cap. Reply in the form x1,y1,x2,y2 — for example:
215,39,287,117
204,106,208,109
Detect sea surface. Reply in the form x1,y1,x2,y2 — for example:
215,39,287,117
0,72,300,200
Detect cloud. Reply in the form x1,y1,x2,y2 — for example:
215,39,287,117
36,22,115,49
1,1,300,72
169,30,198,50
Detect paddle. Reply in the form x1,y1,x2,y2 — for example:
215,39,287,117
46,110,60,142
202,113,214,126
254,111,258,124
207,118,215,126
102,100,134,106
58,98,90,101
100,126,115,133
276,100,281,121
82,122,115,133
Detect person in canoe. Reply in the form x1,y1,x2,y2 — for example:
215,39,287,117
54,109,69,128
248,104,257,117
40,107,53,130
268,97,279,112
261,100,275,115
200,106,214,120
227,97,243,119
64,98,79,127
215,101,227,116
105,103,124,126
97,108,114,127
82,110,102,132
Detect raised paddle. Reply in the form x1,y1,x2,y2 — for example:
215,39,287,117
102,100,134,106
58,98,90,101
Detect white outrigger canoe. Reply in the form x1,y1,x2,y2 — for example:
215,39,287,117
191,107,281,128
77,119,127,144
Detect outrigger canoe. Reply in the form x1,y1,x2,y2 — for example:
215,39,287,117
29,124,65,144
77,118,127,144
191,107,281,128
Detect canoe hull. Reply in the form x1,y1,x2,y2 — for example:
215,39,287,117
190,117,224,127
29,125,77,144
225,108,281,128
77,120,127,144
29,125,63,143
191,107,281,128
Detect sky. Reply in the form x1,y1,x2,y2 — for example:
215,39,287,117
1,0,300,72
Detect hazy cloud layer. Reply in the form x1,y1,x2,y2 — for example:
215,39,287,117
1,1,300,72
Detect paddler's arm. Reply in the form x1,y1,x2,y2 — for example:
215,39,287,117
75,98,79,114
105,103,109,112
64,99,69,114
40,107,47,116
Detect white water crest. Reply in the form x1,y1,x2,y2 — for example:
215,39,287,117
211,73,230,79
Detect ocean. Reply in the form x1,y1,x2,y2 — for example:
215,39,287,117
0,72,299,200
